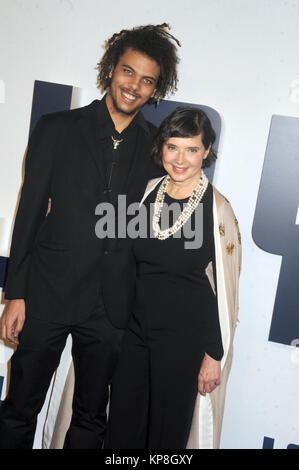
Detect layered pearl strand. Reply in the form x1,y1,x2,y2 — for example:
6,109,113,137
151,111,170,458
152,171,209,240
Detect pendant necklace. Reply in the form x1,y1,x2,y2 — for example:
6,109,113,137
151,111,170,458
111,136,123,150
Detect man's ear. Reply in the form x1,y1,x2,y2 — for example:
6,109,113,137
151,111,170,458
108,65,115,79
151,89,162,103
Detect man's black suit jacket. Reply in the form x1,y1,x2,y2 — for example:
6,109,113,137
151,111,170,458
5,99,159,328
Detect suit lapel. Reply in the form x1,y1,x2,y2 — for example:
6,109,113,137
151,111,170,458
76,102,107,186
123,128,152,195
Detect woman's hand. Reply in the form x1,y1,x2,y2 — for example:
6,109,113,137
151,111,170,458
198,353,221,396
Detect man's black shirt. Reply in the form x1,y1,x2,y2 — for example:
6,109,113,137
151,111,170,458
95,96,154,203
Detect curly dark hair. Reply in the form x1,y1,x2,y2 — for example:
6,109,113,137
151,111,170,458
151,107,217,168
96,23,181,102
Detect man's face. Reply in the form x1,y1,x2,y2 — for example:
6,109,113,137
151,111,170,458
107,48,160,117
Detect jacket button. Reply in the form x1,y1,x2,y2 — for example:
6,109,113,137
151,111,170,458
104,250,110,255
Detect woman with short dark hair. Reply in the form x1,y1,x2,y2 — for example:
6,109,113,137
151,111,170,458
151,106,217,168
106,106,241,449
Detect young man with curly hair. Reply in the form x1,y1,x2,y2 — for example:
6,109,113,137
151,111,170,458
0,23,180,449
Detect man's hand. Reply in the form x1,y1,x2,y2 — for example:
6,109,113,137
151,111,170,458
1,299,25,345
46,198,51,216
198,353,221,396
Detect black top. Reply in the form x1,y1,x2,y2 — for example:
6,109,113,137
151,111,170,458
133,180,224,361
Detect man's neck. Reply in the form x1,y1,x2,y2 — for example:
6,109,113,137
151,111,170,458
105,94,137,133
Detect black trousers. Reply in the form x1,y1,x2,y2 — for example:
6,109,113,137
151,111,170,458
0,299,123,449
105,279,205,449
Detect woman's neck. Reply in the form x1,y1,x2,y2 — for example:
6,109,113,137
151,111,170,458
166,173,202,200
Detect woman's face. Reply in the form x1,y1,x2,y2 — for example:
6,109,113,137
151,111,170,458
162,134,210,187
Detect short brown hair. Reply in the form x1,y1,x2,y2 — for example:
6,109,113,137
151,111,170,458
151,107,217,168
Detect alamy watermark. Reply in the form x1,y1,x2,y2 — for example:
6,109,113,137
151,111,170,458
95,195,203,249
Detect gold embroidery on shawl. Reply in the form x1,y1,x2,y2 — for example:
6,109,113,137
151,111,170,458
219,224,225,237
226,242,234,254
233,216,241,244
237,230,241,244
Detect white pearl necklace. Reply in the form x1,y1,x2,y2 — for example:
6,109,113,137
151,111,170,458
152,172,209,240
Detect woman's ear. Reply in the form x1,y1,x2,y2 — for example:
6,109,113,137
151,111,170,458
204,144,211,159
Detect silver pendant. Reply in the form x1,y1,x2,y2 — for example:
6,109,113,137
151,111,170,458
111,136,123,150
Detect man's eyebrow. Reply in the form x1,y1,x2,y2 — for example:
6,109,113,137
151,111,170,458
121,64,158,82
121,64,134,70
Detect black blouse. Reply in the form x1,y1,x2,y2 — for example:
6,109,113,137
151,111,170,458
133,181,224,361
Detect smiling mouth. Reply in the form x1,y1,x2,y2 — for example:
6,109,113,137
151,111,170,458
120,89,139,103
172,166,188,173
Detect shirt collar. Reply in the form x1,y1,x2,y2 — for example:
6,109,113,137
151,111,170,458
96,94,150,137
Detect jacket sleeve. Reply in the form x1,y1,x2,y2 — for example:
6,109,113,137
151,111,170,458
4,116,55,300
